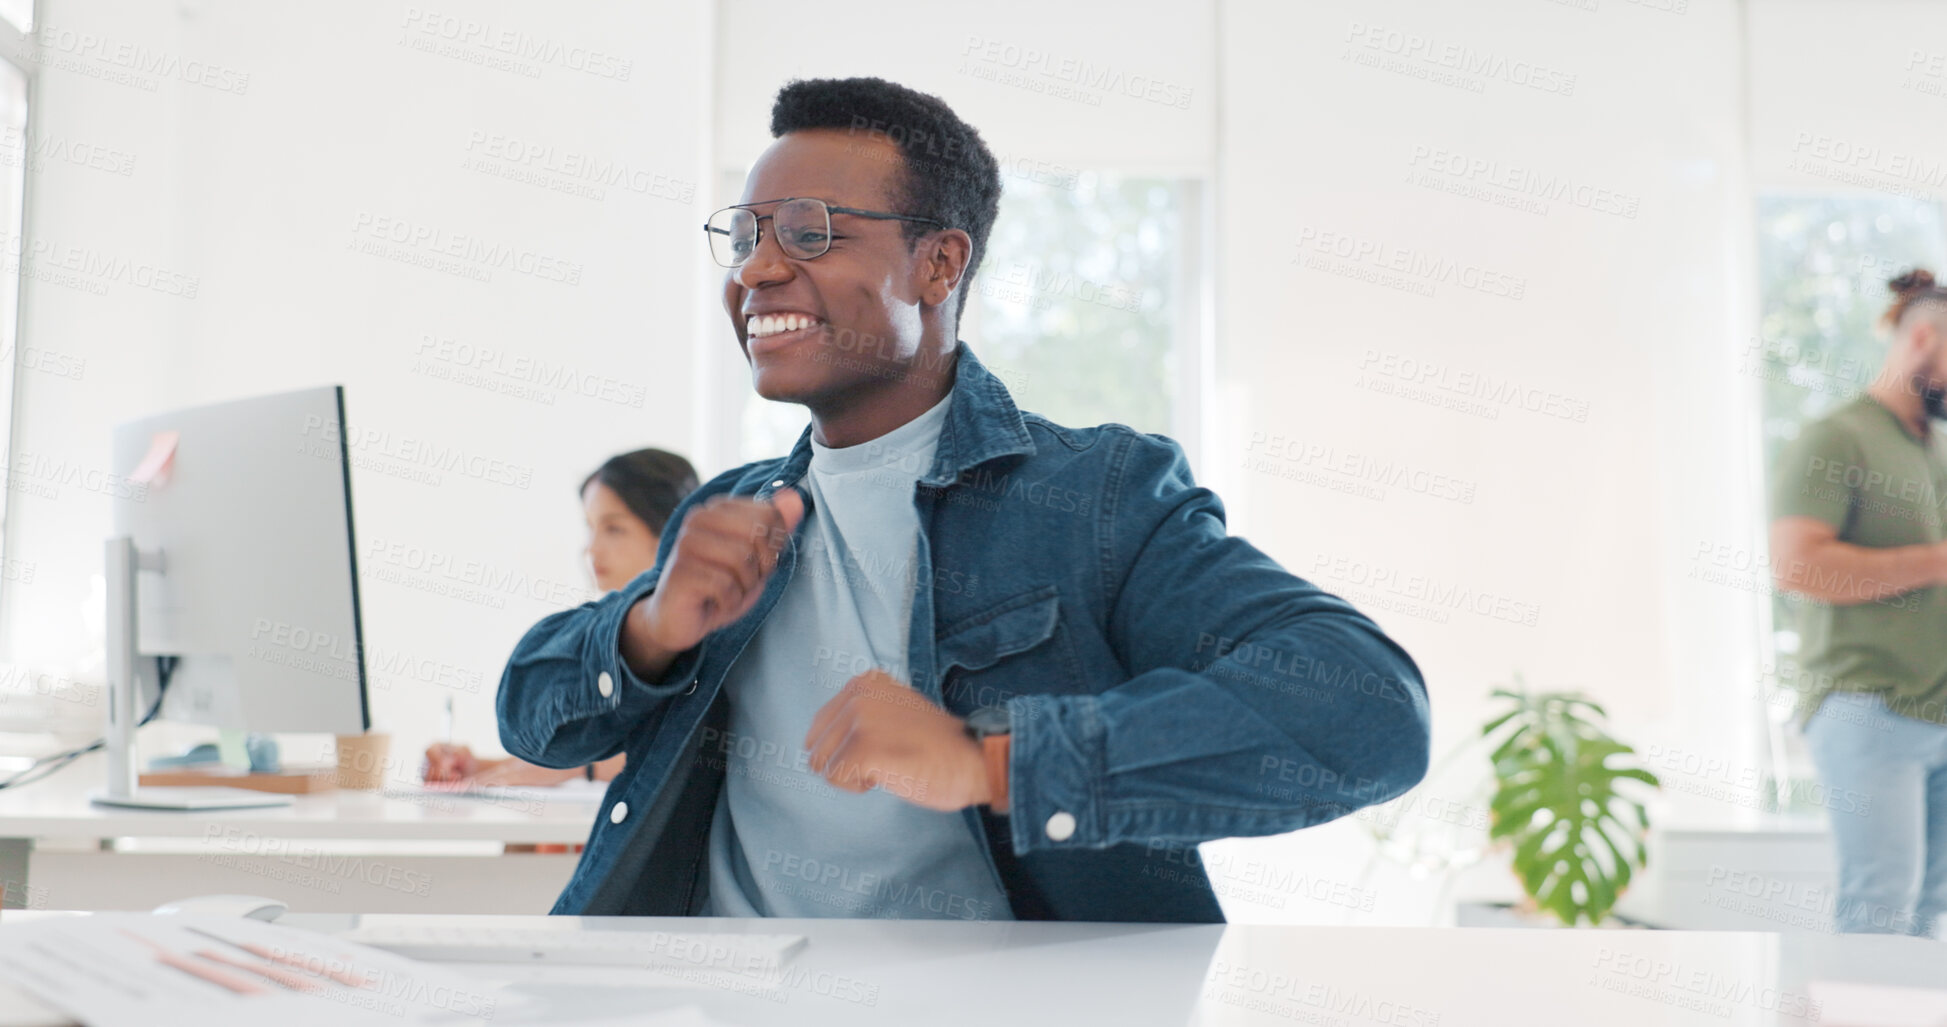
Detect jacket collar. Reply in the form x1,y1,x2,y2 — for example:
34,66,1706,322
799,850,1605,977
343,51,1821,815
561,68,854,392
765,342,1036,493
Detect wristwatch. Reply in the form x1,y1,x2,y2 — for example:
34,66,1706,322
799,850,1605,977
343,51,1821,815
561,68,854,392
963,706,1012,812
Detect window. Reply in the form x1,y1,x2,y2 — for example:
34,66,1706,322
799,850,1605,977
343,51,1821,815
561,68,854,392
0,29,29,611
0,10,43,759
734,172,1201,463
1751,192,1947,808
960,173,1190,437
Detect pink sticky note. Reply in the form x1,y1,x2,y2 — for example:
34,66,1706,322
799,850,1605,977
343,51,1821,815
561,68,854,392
128,429,179,487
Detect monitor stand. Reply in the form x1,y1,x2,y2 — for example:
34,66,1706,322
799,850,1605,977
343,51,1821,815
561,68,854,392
90,536,293,812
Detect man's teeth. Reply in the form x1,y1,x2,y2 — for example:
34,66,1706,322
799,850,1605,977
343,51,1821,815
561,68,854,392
748,314,821,338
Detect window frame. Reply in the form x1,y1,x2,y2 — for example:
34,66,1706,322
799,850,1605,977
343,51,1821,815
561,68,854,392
0,6,40,639
1745,187,1947,811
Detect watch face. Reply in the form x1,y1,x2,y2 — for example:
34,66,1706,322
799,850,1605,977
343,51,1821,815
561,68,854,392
965,706,1011,737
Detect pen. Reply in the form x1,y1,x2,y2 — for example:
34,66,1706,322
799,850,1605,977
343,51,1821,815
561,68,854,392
443,695,454,744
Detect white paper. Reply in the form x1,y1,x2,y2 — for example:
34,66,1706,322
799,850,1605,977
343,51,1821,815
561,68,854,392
0,913,513,1027
384,778,609,805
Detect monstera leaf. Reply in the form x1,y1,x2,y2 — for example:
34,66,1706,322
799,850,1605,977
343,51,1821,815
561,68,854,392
1481,682,1660,926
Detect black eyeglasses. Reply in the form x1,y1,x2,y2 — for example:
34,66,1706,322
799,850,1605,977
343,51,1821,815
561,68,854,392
703,197,945,268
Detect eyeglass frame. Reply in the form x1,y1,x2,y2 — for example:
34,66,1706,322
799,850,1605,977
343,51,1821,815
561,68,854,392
702,196,948,268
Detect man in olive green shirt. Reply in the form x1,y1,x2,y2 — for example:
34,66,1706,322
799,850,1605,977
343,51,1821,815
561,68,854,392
1769,269,1947,938
1770,394,1947,728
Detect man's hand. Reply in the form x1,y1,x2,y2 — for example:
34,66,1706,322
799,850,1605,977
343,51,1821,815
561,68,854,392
803,669,991,811
622,490,806,679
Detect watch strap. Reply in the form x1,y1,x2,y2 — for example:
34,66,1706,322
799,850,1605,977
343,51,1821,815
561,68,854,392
981,734,1010,813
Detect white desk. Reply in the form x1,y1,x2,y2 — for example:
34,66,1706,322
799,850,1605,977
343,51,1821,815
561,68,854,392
5,910,1942,1026
0,752,596,914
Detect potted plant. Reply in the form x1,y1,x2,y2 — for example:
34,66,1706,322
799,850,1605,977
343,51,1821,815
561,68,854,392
1480,680,1660,926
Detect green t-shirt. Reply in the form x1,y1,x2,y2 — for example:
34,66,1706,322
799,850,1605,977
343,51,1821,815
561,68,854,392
1769,394,1947,728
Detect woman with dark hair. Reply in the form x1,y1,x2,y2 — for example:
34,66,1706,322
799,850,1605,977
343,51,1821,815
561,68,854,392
424,448,698,786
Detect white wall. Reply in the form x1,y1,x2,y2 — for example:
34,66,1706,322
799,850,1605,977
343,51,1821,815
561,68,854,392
1748,0,1947,197
1203,0,1764,924
4,0,714,768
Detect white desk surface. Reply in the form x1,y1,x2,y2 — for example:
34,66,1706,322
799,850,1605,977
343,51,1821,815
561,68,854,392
4,911,1940,1027
0,753,597,843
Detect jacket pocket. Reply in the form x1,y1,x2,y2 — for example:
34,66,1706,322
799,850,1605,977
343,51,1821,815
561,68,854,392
935,584,1082,708
937,584,1062,671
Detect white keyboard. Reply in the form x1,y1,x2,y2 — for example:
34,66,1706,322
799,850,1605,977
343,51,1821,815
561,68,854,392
338,924,806,970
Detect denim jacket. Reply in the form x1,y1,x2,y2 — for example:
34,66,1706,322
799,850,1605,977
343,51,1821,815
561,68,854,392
497,344,1431,922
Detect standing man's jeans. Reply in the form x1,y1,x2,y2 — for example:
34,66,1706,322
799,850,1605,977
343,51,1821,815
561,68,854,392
1801,691,1947,938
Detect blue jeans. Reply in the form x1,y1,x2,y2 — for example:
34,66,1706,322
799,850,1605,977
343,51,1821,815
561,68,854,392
1801,691,1947,938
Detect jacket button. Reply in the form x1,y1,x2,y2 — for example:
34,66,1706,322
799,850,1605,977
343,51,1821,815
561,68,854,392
597,671,614,698
771,479,785,487
610,801,629,824
1045,811,1076,842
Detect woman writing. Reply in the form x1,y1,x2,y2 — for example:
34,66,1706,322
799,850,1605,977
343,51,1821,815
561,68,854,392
424,447,698,785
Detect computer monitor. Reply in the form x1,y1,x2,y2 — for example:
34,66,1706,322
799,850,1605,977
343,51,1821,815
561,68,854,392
93,385,369,810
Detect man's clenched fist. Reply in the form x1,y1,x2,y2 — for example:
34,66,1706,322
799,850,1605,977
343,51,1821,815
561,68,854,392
803,669,993,812
621,489,805,681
